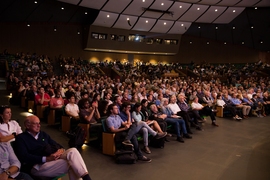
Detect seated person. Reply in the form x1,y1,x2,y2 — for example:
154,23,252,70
79,99,100,124
191,97,219,127
177,94,204,126
217,94,242,120
230,93,251,119
106,104,167,162
132,103,166,154
49,89,64,122
35,87,50,106
0,142,33,180
0,106,22,142
65,95,80,129
168,95,192,134
160,98,192,143
14,115,92,180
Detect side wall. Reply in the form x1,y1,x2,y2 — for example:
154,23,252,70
0,23,263,64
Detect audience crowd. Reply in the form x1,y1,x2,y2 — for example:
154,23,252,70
1,51,270,178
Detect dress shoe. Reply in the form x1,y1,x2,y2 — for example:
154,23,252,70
183,134,192,139
155,132,167,139
177,136,185,143
212,122,219,127
142,146,151,154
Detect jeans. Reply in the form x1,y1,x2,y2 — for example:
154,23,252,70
15,172,34,180
126,121,157,140
165,118,187,137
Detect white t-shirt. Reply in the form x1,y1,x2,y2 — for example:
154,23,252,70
0,120,23,142
191,102,204,110
168,103,181,114
65,103,79,117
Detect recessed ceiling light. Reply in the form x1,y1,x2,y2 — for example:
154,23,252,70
142,0,145,2
242,41,244,44
215,26,218,29
127,18,129,20
179,6,182,8
61,7,64,10
233,10,236,13
260,41,263,44
215,9,218,12
232,26,235,29
146,20,148,23
107,15,110,18
161,3,164,6
197,8,200,10
207,42,209,45
224,42,227,45
190,41,192,44
251,26,254,29
77,31,80,35
198,26,200,29
181,24,184,26
164,22,166,25
27,24,30,27
34,1,37,4
85,12,87,15
255,7,257,9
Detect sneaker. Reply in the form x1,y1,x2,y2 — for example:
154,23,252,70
122,140,134,147
177,136,185,143
183,134,192,139
236,116,242,120
138,156,152,163
212,122,219,127
155,132,167,139
142,146,151,154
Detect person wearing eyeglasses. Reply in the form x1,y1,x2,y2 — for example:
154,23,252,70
0,106,22,142
14,115,92,180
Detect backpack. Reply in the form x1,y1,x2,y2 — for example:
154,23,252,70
115,150,137,164
67,126,86,149
149,136,165,149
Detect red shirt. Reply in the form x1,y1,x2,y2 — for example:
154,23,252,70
35,93,50,105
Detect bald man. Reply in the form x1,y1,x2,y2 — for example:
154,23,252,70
14,115,92,180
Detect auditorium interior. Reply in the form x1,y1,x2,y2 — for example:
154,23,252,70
1,0,270,180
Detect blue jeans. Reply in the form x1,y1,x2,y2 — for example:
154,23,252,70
15,172,34,180
165,117,187,137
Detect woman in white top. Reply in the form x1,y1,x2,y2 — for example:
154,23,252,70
0,106,22,142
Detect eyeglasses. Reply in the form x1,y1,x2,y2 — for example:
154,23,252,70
31,122,40,126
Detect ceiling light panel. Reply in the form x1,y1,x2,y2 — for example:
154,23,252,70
92,11,118,27
198,0,221,5
178,0,201,3
58,0,80,5
214,7,244,24
123,0,154,16
196,6,226,23
142,0,173,18
79,0,107,9
113,14,138,29
167,21,192,34
160,2,191,20
132,17,156,31
255,0,270,7
179,4,208,22
235,0,261,7
216,0,244,6
102,0,132,13
150,20,174,33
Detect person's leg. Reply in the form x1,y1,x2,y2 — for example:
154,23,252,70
152,120,163,133
14,172,34,180
177,111,192,133
141,127,148,147
165,118,180,137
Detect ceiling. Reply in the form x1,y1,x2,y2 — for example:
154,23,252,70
0,0,270,51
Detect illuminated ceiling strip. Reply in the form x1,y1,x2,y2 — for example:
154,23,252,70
84,48,176,55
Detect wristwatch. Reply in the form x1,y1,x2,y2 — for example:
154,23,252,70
4,170,11,176
12,132,16,138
